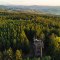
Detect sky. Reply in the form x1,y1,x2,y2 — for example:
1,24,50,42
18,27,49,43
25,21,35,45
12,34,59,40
0,0,60,6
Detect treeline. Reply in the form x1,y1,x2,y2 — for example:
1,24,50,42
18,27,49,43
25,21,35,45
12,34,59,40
0,11,60,60
0,10,60,21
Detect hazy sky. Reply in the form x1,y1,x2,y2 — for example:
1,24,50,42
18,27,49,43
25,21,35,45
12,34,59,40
0,0,60,6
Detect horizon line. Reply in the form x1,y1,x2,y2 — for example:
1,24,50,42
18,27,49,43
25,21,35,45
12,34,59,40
0,4,60,6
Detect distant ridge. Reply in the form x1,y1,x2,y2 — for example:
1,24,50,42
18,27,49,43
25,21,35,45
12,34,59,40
0,5,60,15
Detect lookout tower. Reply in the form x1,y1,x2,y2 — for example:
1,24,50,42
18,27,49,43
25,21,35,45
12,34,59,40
33,38,44,57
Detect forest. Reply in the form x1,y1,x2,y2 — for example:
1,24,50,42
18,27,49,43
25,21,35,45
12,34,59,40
0,10,60,60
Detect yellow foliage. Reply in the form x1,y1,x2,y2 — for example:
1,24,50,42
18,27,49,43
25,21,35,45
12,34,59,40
16,50,22,60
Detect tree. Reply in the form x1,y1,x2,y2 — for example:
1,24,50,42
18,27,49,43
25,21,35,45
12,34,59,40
16,50,22,60
7,48,13,60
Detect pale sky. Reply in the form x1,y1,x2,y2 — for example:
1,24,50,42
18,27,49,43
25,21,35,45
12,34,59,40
0,0,60,6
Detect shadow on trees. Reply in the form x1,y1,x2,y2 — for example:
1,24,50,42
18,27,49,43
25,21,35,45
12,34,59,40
24,28,36,44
